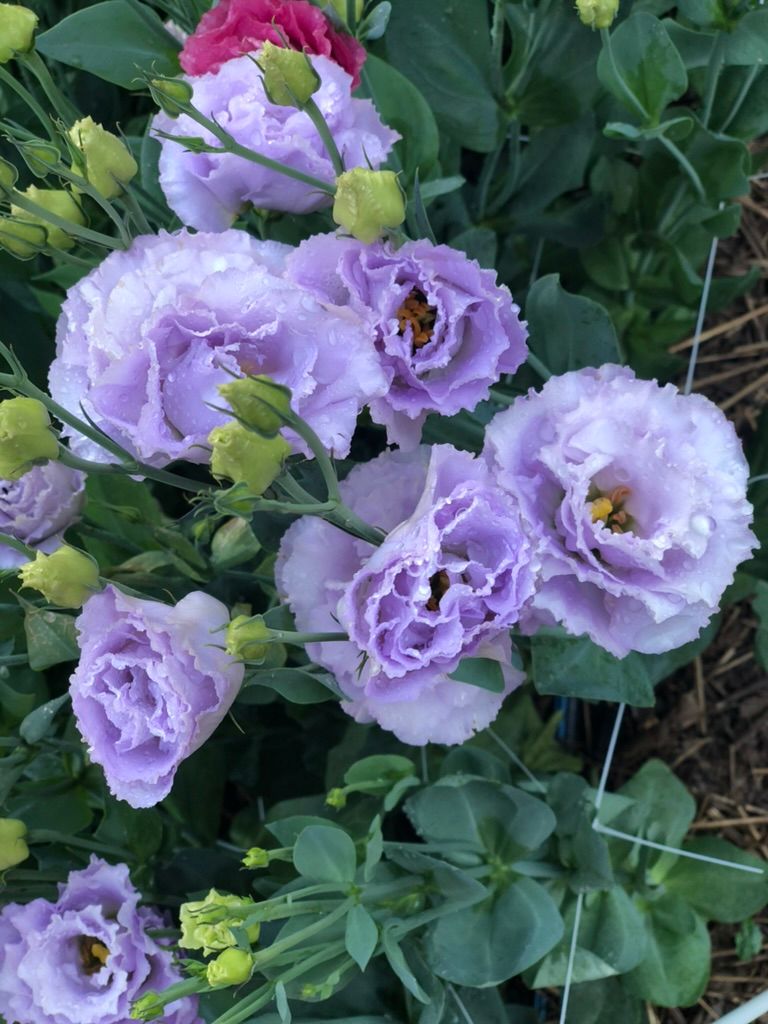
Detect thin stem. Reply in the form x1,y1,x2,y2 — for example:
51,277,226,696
701,34,726,128
7,190,122,249
600,27,648,123
490,0,506,96
18,53,79,125
526,351,552,381
118,184,153,235
303,97,344,176
0,531,34,559
0,65,56,141
657,134,706,201
720,63,760,135
58,447,212,496
684,216,720,396
268,628,349,645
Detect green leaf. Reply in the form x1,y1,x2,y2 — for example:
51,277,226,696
24,609,79,671
664,838,768,923
238,668,339,705
18,692,70,744
426,878,563,985
530,632,655,707
448,657,505,693
382,930,431,1003
266,814,344,847
345,904,378,971
293,825,357,885
735,919,763,961
525,275,621,378
618,759,696,866
624,894,710,1006
597,13,687,126
37,0,180,88
567,978,644,1024
95,801,163,860
344,754,415,789
275,981,291,1024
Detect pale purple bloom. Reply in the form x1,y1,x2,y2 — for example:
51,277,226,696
286,234,529,447
0,856,200,1024
49,229,386,466
0,462,85,569
153,52,398,231
484,364,757,658
276,446,531,745
70,586,244,808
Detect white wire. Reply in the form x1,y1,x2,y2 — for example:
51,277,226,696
593,702,626,811
712,989,768,1024
558,892,584,1024
684,210,722,396
593,822,765,875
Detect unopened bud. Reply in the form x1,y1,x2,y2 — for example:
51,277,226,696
18,140,61,178
68,117,138,198
257,41,320,106
218,376,292,438
0,397,58,478
206,948,254,988
575,0,619,29
0,4,38,63
10,186,85,250
180,890,259,956
209,422,290,496
333,168,405,244
0,157,18,190
242,846,270,869
0,817,28,870
130,992,163,1022
149,77,194,117
0,216,46,259
326,787,347,809
19,545,101,608
226,614,272,662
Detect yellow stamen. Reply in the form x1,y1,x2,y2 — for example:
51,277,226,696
590,497,613,523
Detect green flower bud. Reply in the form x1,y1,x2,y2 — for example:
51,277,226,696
332,168,405,244
0,817,28,870
325,787,347,809
0,397,58,479
257,41,320,107
218,376,292,437
130,992,164,1022
0,4,38,63
18,140,61,178
149,77,194,117
226,614,272,663
329,0,364,22
242,846,270,869
209,422,290,496
180,890,259,956
68,117,138,199
10,186,85,250
0,216,46,259
576,0,619,29
0,157,18,191
19,545,101,608
206,948,255,988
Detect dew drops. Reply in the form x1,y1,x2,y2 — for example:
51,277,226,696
690,513,716,536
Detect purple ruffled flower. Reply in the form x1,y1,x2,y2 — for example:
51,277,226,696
49,229,386,466
70,586,244,808
285,234,529,447
153,52,398,230
0,462,85,569
484,364,757,658
0,856,200,1024
276,446,532,745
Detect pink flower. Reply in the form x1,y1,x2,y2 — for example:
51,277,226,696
180,0,366,88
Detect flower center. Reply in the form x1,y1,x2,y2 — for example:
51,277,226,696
397,288,437,351
426,569,450,612
78,935,110,975
589,485,632,534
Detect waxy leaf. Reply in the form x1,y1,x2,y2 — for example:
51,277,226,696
293,824,357,885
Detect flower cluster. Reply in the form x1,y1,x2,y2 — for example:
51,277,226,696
0,856,200,1024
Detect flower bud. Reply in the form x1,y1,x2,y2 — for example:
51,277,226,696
130,992,164,1022
180,890,259,956
0,817,28,870
10,186,85,250
576,0,619,29
329,0,364,22
225,614,272,662
332,168,405,244
149,77,194,117
0,4,38,63
0,157,18,191
242,846,270,869
0,216,46,259
325,787,347,809
0,397,58,479
19,545,101,608
209,422,290,496
206,948,255,988
18,140,61,178
257,41,320,107
68,117,138,199
218,376,292,438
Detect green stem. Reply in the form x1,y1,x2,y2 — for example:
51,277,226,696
268,628,349,645
0,65,56,141
600,27,648,123
490,0,506,95
134,977,209,1018
303,97,344,176
27,828,131,860
0,531,34,559
118,184,153,235
325,502,385,546
58,447,211,496
251,898,352,970
719,63,759,134
7,190,122,249
346,0,358,32
526,351,552,381
657,134,706,201
701,33,726,128
18,53,79,125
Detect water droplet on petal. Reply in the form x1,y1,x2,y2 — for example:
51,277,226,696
690,513,716,536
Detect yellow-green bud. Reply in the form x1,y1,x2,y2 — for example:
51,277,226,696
0,157,18,190
575,0,619,29
149,77,194,117
0,397,58,479
19,546,101,608
206,948,255,988
10,186,85,250
325,787,347,809
242,846,270,869
332,168,405,245
209,422,290,496
180,890,260,956
218,376,292,437
329,0,364,22
0,817,28,870
0,216,46,259
68,117,138,199
130,992,164,1022
18,140,61,178
0,4,38,63
226,614,272,662
257,41,320,107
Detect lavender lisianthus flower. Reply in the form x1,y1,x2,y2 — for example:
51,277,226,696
286,234,529,447
277,446,532,745
483,364,758,658
153,53,398,231
70,586,244,808
0,462,85,569
0,856,200,1024
49,229,386,466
